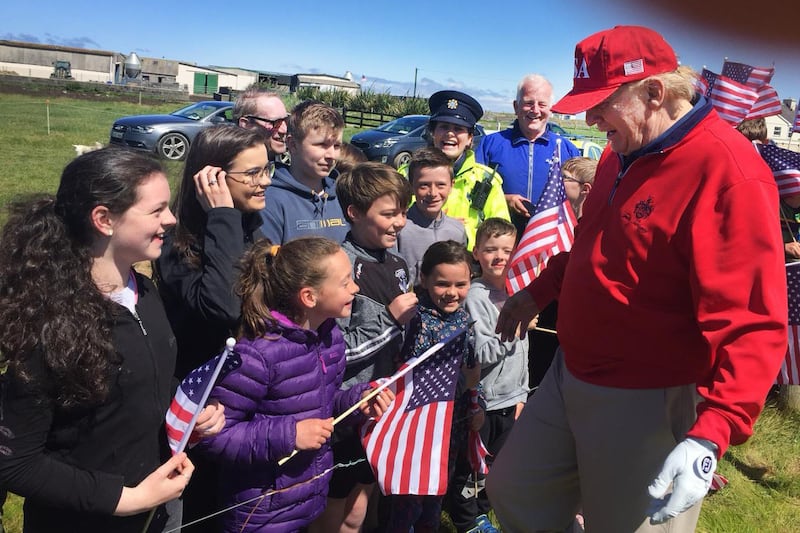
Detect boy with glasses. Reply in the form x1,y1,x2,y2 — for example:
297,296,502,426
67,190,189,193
259,100,350,244
561,156,597,219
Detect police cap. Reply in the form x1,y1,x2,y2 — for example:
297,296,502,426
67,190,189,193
428,90,483,129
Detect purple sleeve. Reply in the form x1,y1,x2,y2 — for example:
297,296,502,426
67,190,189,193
198,341,297,464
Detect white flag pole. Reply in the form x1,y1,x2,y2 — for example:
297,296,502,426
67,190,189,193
175,337,236,454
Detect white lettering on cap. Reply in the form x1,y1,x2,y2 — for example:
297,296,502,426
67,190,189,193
574,57,590,79
624,59,644,76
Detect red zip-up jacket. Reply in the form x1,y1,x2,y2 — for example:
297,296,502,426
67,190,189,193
528,102,787,455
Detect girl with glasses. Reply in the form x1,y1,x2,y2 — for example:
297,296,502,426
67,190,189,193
154,124,271,532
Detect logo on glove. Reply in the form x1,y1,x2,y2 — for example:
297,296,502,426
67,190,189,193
694,454,715,480
700,456,713,474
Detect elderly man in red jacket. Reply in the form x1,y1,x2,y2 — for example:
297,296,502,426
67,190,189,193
486,25,787,532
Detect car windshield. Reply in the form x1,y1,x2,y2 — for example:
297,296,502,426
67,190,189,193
171,103,220,121
376,116,427,134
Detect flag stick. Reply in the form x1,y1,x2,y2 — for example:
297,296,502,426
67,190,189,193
175,338,236,454
277,328,467,466
782,215,798,243
141,338,237,533
534,326,557,335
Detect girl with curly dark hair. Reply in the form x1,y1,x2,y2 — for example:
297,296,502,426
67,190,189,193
0,148,223,533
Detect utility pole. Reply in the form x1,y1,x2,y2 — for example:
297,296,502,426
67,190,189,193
413,67,418,99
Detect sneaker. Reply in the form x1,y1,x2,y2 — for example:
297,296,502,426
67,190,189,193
465,514,499,533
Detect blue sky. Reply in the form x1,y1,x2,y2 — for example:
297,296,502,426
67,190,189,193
2,0,799,114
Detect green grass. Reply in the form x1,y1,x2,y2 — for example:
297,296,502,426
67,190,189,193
0,92,797,532
696,397,800,533
0,94,185,223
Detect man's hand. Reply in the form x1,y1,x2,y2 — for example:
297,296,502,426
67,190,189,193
648,438,718,524
785,241,800,259
505,194,531,217
496,290,540,342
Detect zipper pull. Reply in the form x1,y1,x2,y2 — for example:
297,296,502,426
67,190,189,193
319,350,327,374
608,170,624,206
132,310,147,336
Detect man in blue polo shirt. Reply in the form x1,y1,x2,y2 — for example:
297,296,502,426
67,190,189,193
478,73,580,231
477,74,580,391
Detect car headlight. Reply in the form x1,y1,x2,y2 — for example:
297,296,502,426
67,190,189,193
131,125,155,133
376,138,399,148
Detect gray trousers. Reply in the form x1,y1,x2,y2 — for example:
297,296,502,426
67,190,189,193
486,349,703,532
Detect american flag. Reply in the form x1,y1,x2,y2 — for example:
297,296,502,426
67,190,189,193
165,339,241,454
700,69,759,126
468,430,490,475
506,138,577,294
756,143,800,199
794,104,800,134
722,61,774,89
709,472,729,492
361,329,467,496
466,389,489,475
777,262,800,385
745,84,782,120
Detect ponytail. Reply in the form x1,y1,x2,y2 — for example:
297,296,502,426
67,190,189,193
237,236,343,339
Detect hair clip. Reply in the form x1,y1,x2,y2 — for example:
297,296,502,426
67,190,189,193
268,244,280,257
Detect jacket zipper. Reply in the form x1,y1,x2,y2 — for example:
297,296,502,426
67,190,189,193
527,142,534,201
318,346,328,374
131,308,147,336
608,151,664,206
132,303,163,419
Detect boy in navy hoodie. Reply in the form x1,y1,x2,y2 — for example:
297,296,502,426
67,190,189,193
260,100,349,243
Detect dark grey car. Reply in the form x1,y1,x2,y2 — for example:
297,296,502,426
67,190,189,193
109,101,233,161
350,115,485,169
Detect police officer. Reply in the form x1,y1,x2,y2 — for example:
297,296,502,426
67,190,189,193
425,90,510,250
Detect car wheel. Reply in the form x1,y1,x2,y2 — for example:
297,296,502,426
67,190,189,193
393,151,412,169
158,133,189,161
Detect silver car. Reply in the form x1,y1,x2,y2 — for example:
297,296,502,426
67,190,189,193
109,101,233,160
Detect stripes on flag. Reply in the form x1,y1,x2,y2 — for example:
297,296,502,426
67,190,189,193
165,341,241,454
701,69,759,125
709,472,729,492
361,330,467,496
721,61,774,89
756,143,800,199
506,138,577,294
794,104,800,134
777,325,800,385
745,84,782,120
468,430,490,475
777,262,800,385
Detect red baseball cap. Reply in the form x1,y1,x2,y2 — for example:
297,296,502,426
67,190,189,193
552,25,679,115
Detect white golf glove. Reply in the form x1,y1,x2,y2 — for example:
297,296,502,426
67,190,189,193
648,437,718,524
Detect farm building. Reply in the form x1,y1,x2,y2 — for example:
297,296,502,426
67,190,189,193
291,73,361,94
0,39,115,82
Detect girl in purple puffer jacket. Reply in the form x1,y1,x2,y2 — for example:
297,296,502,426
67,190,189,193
200,236,394,532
